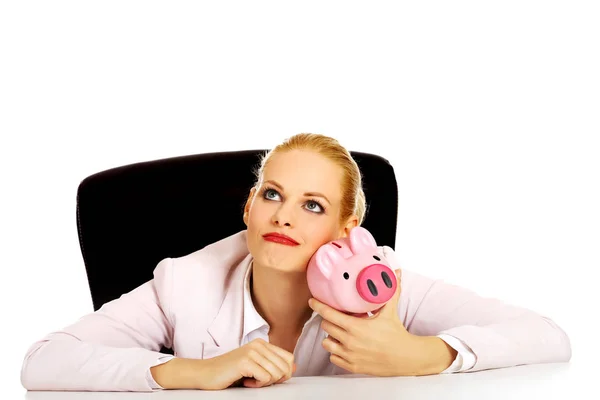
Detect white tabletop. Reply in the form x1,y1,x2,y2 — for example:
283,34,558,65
22,363,581,400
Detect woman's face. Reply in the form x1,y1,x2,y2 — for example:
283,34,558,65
243,149,356,273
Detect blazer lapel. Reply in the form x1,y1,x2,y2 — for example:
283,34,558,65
205,253,252,357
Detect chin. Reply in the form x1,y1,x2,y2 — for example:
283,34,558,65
256,254,308,273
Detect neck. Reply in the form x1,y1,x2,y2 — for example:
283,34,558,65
250,261,314,334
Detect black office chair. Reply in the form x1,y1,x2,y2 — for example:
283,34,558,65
75,148,398,318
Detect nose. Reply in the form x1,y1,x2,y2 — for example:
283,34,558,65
271,203,294,227
356,264,397,304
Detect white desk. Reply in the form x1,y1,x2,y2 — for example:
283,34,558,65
22,363,579,400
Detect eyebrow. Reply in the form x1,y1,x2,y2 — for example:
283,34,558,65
264,180,331,205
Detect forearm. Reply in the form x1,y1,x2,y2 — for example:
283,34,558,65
150,357,210,389
438,316,571,372
21,336,171,392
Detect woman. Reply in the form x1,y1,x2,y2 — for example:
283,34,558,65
20,133,572,392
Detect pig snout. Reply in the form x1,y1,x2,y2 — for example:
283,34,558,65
356,264,397,304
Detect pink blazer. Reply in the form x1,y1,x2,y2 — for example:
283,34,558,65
20,230,572,391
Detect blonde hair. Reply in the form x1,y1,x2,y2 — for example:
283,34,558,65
252,133,367,226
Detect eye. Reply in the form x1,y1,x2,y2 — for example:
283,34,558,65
373,255,381,261
305,200,324,214
263,188,281,200
343,272,350,280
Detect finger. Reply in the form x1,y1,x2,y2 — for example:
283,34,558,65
259,345,295,381
274,364,296,384
274,376,287,385
240,361,272,388
322,336,350,360
262,342,295,380
250,339,294,378
264,341,295,368
247,349,286,386
244,377,270,388
309,298,355,332
329,354,355,374
321,319,350,344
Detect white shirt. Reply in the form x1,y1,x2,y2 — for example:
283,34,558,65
148,261,476,388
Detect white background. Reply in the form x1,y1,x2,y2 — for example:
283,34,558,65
1,1,598,397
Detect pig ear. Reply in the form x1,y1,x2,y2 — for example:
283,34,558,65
315,244,344,279
349,226,377,254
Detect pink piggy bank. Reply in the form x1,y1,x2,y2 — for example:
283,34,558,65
306,226,398,315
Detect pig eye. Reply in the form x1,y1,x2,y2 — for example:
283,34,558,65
343,272,350,280
373,255,381,261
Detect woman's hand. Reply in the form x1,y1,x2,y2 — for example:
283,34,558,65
308,269,455,377
200,338,296,389
152,338,295,390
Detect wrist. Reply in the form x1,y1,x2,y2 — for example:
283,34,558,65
150,357,209,389
414,336,458,376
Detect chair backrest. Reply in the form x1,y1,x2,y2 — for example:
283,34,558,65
76,149,398,311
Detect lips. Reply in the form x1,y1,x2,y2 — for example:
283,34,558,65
262,232,299,246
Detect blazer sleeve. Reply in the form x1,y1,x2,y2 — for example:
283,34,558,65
381,246,572,373
21,257,176,392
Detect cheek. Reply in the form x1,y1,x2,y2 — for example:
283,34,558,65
247,203,270,227
304,224,339,249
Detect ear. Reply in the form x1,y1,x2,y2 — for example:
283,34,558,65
338,215,359,238
314,244,344,279
349,226,377,254
243,187,256,227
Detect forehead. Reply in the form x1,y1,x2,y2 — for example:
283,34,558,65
262,150,343,199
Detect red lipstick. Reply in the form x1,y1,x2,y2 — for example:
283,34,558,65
262,232,299,246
